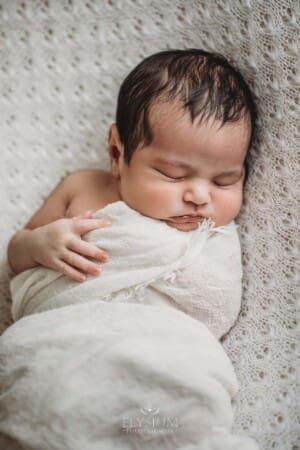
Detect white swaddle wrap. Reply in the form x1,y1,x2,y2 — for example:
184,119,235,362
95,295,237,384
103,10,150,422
11,201,242,340
0,201,259,449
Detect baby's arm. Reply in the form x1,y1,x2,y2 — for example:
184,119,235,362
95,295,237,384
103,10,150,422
7,173,111,282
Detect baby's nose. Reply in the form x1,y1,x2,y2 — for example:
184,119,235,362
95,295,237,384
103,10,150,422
183,180,211,205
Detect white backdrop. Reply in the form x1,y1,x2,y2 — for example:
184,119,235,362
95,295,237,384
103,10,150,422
0,1,298,449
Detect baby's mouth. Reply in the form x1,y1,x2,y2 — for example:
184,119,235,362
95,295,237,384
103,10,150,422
168,215,204,224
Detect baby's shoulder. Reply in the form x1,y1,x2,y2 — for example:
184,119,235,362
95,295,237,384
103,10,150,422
65,167,114,195
66,168,108,185
64,168,119,218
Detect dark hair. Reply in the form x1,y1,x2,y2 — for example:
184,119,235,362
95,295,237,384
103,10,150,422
116,49,257,183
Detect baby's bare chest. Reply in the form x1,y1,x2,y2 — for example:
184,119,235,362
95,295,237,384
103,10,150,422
64,170,121,218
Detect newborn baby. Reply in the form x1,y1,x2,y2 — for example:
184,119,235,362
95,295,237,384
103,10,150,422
8,48,256,285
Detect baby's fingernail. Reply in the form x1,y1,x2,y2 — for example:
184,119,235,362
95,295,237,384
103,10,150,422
100,219,111,226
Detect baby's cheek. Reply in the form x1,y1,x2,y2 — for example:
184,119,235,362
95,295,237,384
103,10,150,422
215,190,243,222
146,186,173,208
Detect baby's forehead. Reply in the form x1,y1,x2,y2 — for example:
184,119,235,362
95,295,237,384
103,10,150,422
141,99,251,168
148,99,187,125
148,99,251,140
147,100,194,142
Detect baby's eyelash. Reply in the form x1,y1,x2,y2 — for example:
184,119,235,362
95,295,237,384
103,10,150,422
214,177,241,187
156,168,237,185
214,181,232,187
168,175,185,180
156,169,185,180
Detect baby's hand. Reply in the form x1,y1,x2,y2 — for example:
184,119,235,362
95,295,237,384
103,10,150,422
32,211,111,282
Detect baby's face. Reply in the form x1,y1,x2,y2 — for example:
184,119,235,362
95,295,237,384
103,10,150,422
111,101,251,231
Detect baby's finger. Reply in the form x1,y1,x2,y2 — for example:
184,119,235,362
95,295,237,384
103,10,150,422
62,249,102,277
72,217,111,235
55,259,88,283
67,238,109,262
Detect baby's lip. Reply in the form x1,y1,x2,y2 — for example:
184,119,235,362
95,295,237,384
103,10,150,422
168,215,204,223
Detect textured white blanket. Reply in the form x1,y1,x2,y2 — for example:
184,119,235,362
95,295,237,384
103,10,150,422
0,201,259,449
11,201,243,340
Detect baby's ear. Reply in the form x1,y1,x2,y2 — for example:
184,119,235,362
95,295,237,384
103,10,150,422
108,124,124,178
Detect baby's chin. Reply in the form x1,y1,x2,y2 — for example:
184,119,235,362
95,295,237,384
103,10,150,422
165,221,201,232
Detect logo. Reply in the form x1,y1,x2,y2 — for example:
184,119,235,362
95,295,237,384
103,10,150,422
121,405,180,436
